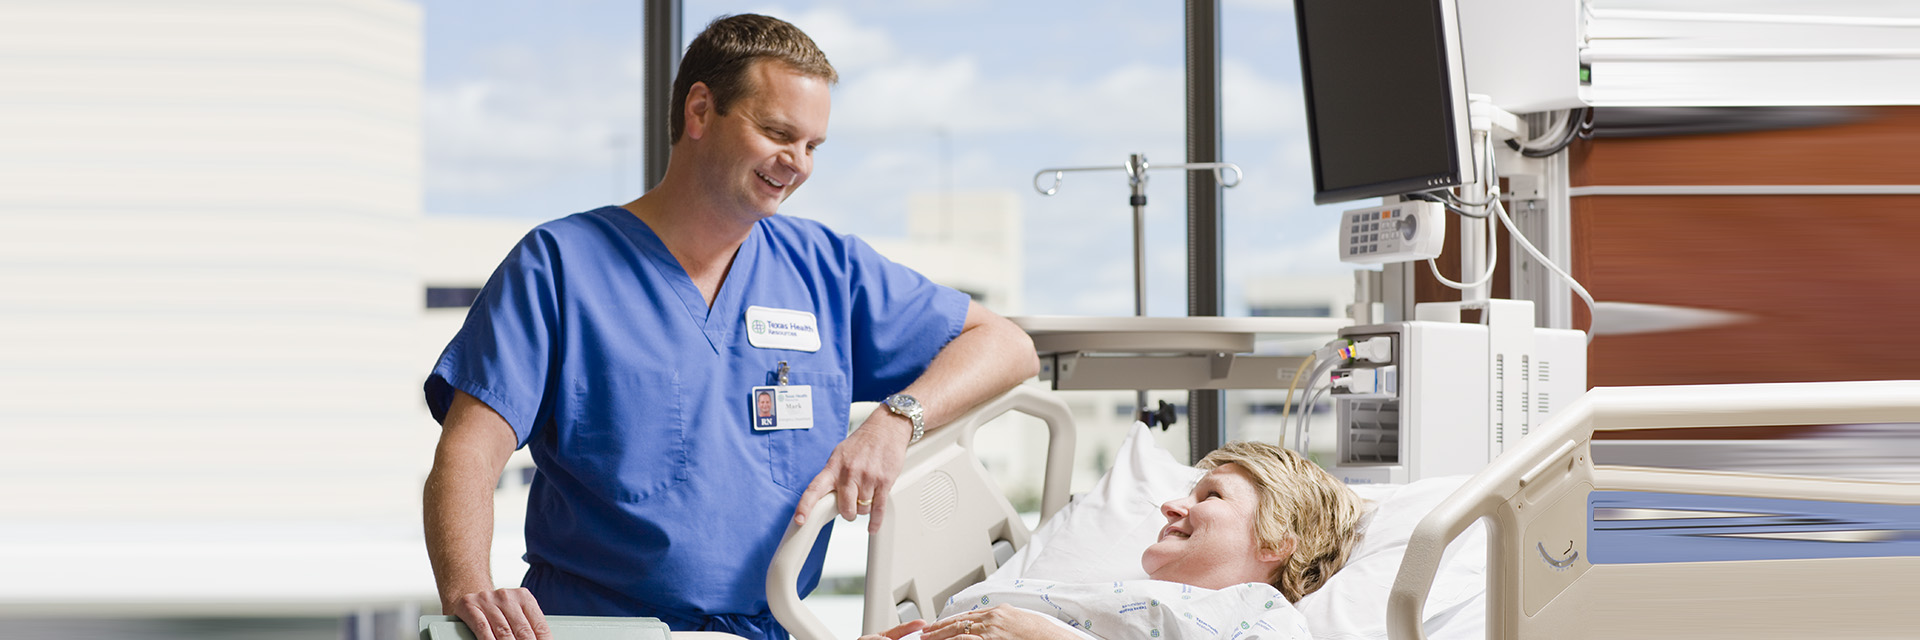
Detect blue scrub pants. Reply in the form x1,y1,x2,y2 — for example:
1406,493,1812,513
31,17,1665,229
524,563,788,640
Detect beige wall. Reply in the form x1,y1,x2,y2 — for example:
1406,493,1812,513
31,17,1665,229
0,0,439,611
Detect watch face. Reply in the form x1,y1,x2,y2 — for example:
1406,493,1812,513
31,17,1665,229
889,394,919,411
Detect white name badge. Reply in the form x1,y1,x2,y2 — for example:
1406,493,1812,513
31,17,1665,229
751,385,814,431
745,306,821,352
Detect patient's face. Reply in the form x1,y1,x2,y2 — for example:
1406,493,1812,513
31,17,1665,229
1141,463,1285,590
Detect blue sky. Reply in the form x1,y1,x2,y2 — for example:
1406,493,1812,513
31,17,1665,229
417,0,1357,316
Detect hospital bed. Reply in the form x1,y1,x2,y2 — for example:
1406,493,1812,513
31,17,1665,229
1389,379,1920,640
762,380,1919,640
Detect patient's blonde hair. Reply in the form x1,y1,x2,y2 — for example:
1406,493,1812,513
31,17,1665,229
1196,441,1365,602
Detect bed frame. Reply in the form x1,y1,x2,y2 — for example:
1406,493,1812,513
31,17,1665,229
763,380,1918,640
1389,379,1920,640
769,385,1077,640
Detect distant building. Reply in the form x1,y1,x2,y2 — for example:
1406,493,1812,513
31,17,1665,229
1244,273,1356,321
0,0,438,616
1236,273,1362,460
865,190,1024,314
0,0,426,519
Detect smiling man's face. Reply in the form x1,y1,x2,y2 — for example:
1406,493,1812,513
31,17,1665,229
698,59,830,220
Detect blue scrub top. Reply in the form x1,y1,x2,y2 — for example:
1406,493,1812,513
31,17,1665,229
425,206,970,632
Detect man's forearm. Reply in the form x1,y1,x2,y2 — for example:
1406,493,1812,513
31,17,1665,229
424,433,506,608
899,305,1038,431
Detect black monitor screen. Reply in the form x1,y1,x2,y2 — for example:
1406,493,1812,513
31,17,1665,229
1296,0,1467,204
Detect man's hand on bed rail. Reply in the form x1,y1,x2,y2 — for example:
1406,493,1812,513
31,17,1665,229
795,301,1038,533
795,408,913,532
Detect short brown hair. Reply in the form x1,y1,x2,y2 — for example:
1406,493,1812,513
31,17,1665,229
669,14,838,144
1196,442,1366,602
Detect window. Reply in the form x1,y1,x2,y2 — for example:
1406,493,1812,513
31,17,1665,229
424,286,484,309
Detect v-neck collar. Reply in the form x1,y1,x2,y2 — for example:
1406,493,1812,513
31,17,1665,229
602,206,759,354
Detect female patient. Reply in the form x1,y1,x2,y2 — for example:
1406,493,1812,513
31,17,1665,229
861,441,1366,640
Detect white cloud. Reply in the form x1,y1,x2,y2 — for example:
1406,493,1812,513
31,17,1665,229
822,32,1186,141
834,57,1023,133
1039,63,1188,139
1223,57,1305,135
423,40,643,199
781,6,901,75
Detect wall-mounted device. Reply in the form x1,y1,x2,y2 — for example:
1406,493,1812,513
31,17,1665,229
1329,299,1587,485
1458,0,1589,112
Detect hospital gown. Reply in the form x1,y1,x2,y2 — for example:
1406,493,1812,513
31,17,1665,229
937,579,1311,640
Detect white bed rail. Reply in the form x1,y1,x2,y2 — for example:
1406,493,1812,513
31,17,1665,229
767,385,1077,640
1387,380,1920,640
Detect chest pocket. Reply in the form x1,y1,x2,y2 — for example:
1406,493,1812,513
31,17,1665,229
765,369,850,493
560,367,689,504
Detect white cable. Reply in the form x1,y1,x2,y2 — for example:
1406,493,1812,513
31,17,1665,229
1512,108,1579,152
1490,198,1600,343
1444,129,1500,207
1292,358,1340,455
1425,203,1500,289
1290,362,1322,453
1295,383,1332,457
1516,109,1571,147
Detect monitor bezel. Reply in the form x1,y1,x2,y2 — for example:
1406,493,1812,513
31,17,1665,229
1294,0,1477,206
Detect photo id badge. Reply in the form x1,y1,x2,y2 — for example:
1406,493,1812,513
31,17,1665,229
751,385,813,431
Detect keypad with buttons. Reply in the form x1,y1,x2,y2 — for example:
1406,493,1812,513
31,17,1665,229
1339,202,1440,264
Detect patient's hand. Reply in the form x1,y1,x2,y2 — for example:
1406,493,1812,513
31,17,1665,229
922,605,1083,640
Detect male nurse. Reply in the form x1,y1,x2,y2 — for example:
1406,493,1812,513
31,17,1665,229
420,14,1038,640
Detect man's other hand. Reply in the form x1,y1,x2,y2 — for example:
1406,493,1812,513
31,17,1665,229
452,587,551,640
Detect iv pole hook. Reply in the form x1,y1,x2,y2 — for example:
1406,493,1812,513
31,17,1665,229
1030,154,1244,427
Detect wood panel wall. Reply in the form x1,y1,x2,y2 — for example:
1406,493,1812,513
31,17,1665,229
1417,106,1920,388
1570,106,1920,388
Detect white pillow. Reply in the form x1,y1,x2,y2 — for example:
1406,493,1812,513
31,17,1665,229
1294,477,1488,640
990,424,1488,640
988,422,1200,583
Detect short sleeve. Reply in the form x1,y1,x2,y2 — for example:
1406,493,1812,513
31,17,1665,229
424,229,565,447
842,234,971,402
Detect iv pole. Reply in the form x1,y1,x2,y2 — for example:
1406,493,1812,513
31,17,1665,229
1033,154,1242,426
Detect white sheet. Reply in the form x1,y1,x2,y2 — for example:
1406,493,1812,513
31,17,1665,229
937,579,1311,640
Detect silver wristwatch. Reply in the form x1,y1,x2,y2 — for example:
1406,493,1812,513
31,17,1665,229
882,393,925,444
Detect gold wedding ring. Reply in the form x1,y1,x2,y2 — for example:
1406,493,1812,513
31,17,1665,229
856,499,873,506
963,621,974,634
